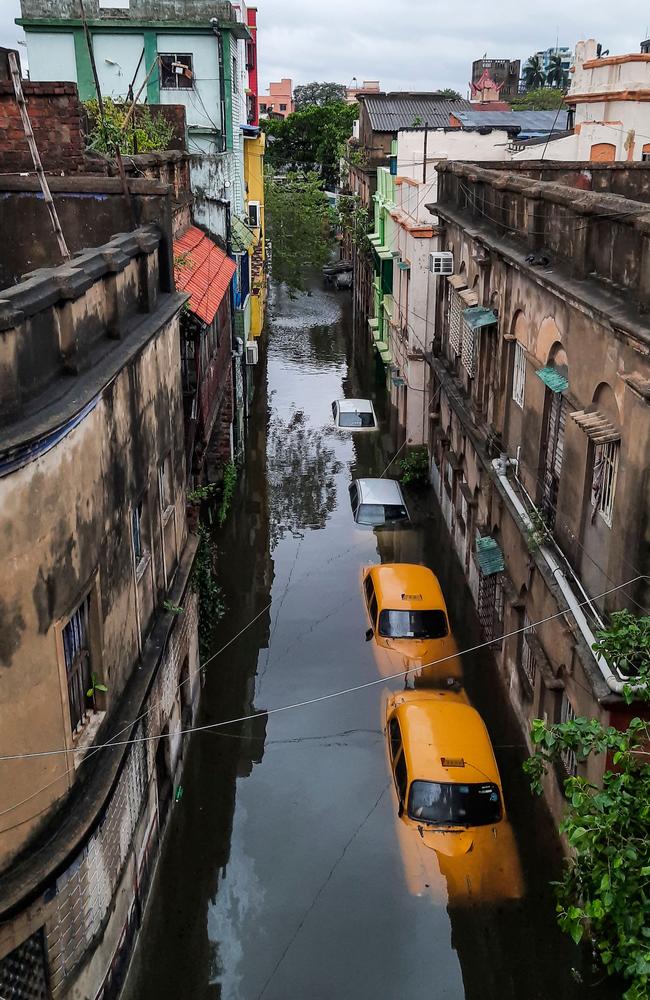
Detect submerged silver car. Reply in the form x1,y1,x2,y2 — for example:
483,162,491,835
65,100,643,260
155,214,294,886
349,478,410,527
332,398,378,430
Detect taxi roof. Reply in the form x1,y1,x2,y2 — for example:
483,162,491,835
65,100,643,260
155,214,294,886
391,692,500,786
368,563,446,611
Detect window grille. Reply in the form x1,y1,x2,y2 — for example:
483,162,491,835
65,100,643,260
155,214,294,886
591,440,619,527
560,695,578,777
448,288,463,355
160,53,193,90
541,392,566,526
521,614,537,688
461,319,476,377
63,595,92,733
132,501,144,563
159,456,173,512
512,341,526,408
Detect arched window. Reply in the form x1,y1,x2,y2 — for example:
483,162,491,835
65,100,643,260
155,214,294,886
540,344,569,525
590,142,616,162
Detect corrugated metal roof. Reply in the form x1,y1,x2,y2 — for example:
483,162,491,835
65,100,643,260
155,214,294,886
453,109,571,132
476,536,505,576
231,215,255,252
363,93,472,131
536,366,569,393
463,306,498,330
174,226,236,326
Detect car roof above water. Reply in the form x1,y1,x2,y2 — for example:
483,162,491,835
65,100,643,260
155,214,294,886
337,398,374,413
354,478,404,505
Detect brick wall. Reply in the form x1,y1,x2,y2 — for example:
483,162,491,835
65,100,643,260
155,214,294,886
0,80,86,174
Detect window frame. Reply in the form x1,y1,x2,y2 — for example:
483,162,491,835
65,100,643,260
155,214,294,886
560,694,578,777
159,52,194,91
62,594,93,735
158,453,174,517
248,200,261,228
591,439,619,527
512,340,526,408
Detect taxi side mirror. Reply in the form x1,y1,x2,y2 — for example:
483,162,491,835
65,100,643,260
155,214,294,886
365,627,374,641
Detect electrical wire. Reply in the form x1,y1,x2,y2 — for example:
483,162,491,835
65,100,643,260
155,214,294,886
0,575,645,765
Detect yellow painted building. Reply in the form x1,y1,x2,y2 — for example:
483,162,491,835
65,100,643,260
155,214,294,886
244,131,267,337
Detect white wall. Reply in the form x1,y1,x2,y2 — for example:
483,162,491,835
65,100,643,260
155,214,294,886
93,33,146,100
396,128,513,203
26,32,76,83
157,33,221,136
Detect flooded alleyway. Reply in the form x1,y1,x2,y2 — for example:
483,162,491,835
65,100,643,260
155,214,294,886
124,279,617,1000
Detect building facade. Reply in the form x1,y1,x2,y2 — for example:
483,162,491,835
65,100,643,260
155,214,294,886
259,76,293,117
471,58,521,100
427,159,650,820
0,216,200,998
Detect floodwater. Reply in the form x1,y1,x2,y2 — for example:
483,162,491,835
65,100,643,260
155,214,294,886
123,280,617,1000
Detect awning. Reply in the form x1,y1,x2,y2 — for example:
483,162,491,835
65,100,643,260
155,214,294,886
398,261,411,271
368,317,379,332
536,366,569,394
476,536,505,576
367,232,381,244
231,215,255,252
570,408,620,443
380,349,392,365
459,288,479,307
447,274,467,290
174,226,237,325
375,339,389,352
463,306,497,330
375,246,393,260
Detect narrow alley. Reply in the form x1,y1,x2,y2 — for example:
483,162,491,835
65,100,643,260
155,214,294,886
123,277,618,1000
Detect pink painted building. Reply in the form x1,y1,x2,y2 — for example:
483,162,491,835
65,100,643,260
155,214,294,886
259,78,293,118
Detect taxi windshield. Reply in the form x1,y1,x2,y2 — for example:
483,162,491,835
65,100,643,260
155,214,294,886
408,780,502,826
378,609,448,639
339,410,375,428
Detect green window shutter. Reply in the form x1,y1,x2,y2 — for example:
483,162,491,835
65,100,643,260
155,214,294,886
381,258,393,295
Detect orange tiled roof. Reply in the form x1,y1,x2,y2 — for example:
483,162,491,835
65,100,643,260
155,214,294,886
173,226,236,325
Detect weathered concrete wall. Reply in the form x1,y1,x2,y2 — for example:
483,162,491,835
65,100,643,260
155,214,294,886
484,159,650,203
20,0,239,22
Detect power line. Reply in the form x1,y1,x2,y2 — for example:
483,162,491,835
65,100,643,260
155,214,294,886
0,575,644,765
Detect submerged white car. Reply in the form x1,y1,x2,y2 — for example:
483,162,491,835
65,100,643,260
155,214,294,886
349,478,410,527
332,398,378,431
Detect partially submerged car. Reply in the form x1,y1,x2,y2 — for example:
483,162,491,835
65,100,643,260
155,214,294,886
349,478,409,527
386,690,524,904
332,398,377,431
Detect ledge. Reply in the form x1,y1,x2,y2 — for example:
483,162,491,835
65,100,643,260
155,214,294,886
0,532,199,919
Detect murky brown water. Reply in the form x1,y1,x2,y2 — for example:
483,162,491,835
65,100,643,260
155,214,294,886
123,280,618,1000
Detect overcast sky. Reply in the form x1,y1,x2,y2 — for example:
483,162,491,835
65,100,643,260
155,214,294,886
2,0,648,95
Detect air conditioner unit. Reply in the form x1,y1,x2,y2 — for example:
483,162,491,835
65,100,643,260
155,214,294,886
245,340,259,365
428,251,454,276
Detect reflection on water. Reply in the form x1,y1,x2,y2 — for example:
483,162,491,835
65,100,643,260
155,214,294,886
123,279,619,1000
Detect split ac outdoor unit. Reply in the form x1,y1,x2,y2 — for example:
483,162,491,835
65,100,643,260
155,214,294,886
428,252,454,276
245,340,259,365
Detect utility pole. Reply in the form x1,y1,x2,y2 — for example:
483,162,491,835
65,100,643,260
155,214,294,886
423,121,429,184
7,51,71,262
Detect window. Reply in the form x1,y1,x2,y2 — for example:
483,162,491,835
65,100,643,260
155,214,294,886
248,201,260,228
461,319,476,377
389,717,402,760
642,153,650,162
560,695,578,777
246,41,256,71
378,609,448,639
132,497,149,569
512,341,526,408
63,595,92,734
259,102,267,112
357,504,408,526
521,613,537,689
160,53,193,90
279,103,287,111
591,440,619,527
349,483,359,512
394,752,407,803
159,454,173,513
408,781,502,826
232,55,238,92
448,287,463,355
364,575,375,606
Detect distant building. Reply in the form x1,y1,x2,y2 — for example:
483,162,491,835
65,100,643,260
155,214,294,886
346,79,381,103
529,45,572,77
471,58,520,100
259,77,293,118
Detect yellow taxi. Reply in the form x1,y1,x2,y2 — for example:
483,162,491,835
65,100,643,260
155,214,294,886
386,690,524,904
362,563,463,686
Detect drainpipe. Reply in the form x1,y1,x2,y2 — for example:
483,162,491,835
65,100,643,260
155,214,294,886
491,457,642,696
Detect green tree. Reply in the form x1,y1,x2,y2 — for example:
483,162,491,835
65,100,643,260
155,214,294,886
438,88,462,100
522,54,547,90
511,86,565,111
262,101,358,190
293,81,347,109
524,612,650,999
264,169,335,291
547,52,569,90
